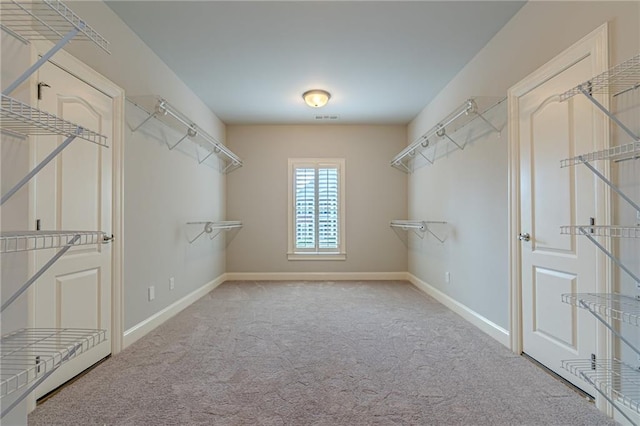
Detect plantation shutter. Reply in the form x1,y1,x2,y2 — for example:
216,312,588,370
293,162,341,252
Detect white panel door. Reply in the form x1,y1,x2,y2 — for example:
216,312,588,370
32,60,112,398
515,32,607,394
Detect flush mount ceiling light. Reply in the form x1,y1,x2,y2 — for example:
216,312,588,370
302,89,331,108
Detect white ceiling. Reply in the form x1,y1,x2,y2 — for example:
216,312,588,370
106,1,525,125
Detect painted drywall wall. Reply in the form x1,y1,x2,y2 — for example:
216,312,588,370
226,125,407,274
407,1,639,330
34,1,228,330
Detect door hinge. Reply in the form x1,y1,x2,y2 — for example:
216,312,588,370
36,219,41,231
37,82,50,100
589,217,595,234
591,353,596,370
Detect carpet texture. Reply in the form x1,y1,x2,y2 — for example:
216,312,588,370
29,281,615,425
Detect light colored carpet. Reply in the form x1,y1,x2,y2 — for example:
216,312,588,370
29,281,615,425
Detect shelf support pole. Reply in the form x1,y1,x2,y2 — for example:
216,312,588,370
2,26,81,96
1,132,78,206
1,235,81,313
579,227,640,285
579,87,639,142
579,159,640,214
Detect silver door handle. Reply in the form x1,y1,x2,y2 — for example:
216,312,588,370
518,233,530,242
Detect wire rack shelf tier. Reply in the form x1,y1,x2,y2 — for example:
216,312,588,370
389,219,448,242
0,0,109,52
0,95,107,145
0,328,106,399
0,230,108,253
560,225,640,238
561,142,640,168
186,220,243,243
561,54,640,101
562,293,640,327
562,358,640,416
127,96,243,173
391,96,505,173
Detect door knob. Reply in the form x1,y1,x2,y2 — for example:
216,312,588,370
518,233,530,242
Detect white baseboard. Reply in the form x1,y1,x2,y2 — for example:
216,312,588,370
224,272,408,281
123,274,227,349
406,273,511,348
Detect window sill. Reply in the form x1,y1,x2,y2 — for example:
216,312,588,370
287,252,347,261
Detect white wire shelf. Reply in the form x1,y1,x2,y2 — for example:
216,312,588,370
127,96,243,173
0,328,106,398
561,142,640,168
0,230,109,253
0,94,108,146
391,96,505,173
0,0,109,52
562,358,640,416
390,219,448,242
562,293,640,327
186,221,243,243
560,225,640,238
561,54,640,101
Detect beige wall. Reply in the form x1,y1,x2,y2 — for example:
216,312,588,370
226,125,407,274
407,1,640,330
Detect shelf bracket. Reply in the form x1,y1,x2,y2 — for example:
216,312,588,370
1,362,57,419
1,131,79,206
475,110,501,135
425,222,448,243
1,235,81,313
437,126,465,150
2,26,81,96
577,370,638,426
197,146,219,165
579,86,639,142
579,158,640,214
578,227,640,285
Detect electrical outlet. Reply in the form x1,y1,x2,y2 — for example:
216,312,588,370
148,286,155,301
445,272,451,284
169,277,175,291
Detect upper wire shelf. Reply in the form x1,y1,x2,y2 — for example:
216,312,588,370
560,225,640,238
390,219,448,242
0,328,106,399
391,96,505,173
561,54,640,101
562,293,640,327
0,230,109,253
561,141,640,168
186,221,243,243
562,358,640,417
0,94,108,146
127,96,243,173
0,0,110,52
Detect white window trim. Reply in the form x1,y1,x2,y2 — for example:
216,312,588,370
287,158,346,261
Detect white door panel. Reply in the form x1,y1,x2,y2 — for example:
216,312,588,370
516,46,606,394
32,60,112,398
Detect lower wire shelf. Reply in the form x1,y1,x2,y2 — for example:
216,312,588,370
0,328,107,399
562,358,640,418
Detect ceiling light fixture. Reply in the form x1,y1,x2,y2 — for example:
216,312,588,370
302,89,331,108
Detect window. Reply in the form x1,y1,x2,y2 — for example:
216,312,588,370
288,158,345,260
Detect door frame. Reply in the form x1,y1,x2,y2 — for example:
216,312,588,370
507,23,610,409
25,39,125,381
